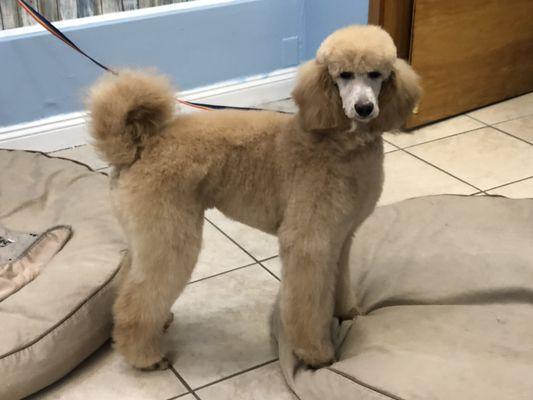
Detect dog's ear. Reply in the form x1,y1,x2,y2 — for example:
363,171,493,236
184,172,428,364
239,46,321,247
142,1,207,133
370,59,422,133
292,60,349,133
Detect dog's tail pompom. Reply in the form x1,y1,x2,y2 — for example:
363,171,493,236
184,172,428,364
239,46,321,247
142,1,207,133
88,70,175,166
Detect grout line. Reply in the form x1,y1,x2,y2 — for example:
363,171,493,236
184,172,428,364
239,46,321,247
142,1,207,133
395,126,487,151
168,223,281,398
483,175,533,193
468,110,533,127
469,114,533,128
257,255,281,281
258,260,281,281
488,125,533,147
166,392,195,400
204,217,280,281
186,223,281,285
187,260,258,285
258,254,279,263
491,113,533,125
257,254,281,281
258,261,281,281
464,114,487,124
168,365,201,400
384,147,401,154
192,358,279,392
382,141,401,154
464,114,487,125
204,217,261,262
382,138,399,148
399,148,482,192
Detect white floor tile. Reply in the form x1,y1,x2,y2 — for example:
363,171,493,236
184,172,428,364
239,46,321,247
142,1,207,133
383,140,398,153
31,343,187,400
169,265,279,389
408,127,533,190
494,115,533,144
261,257,281,280
379,151,476,205
468,92,533,125
486,178,533,198
196,362,295,400
205,209,278,260
192,223,255,281
384,115,484,148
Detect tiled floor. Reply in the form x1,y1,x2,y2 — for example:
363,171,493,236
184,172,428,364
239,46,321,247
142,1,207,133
32,92,533,399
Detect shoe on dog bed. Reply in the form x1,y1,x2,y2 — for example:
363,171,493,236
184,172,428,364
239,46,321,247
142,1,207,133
0,150,126,400
274,195,533,400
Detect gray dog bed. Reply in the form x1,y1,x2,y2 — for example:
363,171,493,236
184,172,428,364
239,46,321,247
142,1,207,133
274,195,533,400
0,150,125,400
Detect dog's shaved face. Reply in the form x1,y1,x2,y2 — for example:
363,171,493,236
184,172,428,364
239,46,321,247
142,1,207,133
334,70,388,122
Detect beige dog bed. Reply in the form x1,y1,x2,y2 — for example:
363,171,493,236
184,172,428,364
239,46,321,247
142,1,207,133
0,150,125,400
274,195,533,400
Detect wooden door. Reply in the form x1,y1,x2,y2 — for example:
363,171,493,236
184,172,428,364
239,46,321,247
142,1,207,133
370,0,533,128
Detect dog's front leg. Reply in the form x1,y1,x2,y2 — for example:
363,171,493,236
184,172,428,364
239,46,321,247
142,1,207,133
334,233,359,320
278,228,340,368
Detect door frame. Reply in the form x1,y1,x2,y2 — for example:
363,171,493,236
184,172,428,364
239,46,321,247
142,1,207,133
368,0,414,60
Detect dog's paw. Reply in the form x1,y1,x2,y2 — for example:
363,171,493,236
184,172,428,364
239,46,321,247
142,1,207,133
294,343,335,369
112,323,168,371
140,357,170,371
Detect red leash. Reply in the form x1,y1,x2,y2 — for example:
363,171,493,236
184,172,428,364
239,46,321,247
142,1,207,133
17,0,118,75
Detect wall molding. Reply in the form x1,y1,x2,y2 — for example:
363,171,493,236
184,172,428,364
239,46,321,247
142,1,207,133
0,67,296,152
0,0,237,38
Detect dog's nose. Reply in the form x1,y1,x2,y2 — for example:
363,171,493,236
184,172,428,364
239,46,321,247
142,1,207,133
355,102,374,118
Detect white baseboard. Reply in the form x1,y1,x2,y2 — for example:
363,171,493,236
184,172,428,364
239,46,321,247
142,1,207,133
0,67,296,153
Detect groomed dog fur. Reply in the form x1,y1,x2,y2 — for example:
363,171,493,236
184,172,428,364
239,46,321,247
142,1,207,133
89,25,421,370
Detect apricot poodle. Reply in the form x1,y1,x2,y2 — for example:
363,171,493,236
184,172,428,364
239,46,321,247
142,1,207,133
88,25,421,370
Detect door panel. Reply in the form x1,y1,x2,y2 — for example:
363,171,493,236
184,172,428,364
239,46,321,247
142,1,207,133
408,0,533,127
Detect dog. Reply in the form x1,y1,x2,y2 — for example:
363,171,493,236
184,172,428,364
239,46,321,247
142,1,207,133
88,24,421,370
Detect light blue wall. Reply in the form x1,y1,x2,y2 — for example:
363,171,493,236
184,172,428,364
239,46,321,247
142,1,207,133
303,1,369,60
0,0,368,127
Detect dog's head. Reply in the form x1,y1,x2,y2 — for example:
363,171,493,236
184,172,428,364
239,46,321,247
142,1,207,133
292,25,422,134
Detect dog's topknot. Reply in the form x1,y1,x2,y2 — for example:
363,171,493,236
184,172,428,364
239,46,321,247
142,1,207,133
317,25,397,74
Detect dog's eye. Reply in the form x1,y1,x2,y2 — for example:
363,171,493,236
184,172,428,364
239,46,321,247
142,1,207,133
368,71,382,79
339,71,354,79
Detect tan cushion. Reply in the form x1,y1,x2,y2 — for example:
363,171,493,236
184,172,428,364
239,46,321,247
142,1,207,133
0,150,126,400
276,195,533,400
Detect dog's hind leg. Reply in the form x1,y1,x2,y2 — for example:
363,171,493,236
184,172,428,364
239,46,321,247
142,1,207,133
112,194,204,370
